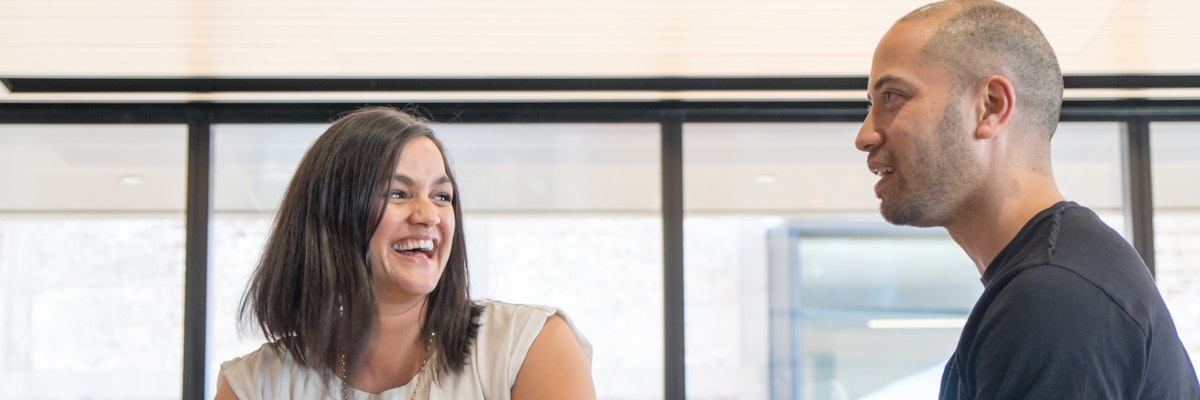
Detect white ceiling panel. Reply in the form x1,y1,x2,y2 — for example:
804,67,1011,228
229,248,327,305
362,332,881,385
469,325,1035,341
2,0,1199,83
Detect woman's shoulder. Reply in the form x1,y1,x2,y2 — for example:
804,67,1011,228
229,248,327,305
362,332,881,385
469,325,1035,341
220,342,334,397
469,299,591,360
472,300,553,345
221,343,281,374
220,344,280,397
451,300,589,394
474,300,560,323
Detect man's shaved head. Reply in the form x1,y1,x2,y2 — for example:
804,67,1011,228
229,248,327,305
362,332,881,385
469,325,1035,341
901,0,1063,141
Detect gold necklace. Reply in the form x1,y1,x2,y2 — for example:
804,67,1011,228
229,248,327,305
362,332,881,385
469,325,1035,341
340,332,435,400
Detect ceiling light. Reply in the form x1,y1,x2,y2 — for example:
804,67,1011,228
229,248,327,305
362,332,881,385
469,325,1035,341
120,175,146,185
755,174,778,184
867,318,966,329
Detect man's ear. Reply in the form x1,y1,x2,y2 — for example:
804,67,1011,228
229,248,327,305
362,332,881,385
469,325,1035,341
974,75,1015,140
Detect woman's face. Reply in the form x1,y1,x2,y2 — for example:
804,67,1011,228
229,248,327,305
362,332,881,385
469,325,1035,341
367,136,457,300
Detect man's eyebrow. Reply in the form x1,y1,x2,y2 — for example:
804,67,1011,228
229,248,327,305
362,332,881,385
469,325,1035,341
871,74,909,93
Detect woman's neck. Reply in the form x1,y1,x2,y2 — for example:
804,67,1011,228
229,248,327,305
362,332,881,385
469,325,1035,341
349,295,430,394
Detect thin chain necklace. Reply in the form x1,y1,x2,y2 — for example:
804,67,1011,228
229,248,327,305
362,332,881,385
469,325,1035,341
340,332,435,400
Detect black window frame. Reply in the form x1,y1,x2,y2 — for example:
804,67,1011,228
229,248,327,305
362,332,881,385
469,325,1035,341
3,89,1200,400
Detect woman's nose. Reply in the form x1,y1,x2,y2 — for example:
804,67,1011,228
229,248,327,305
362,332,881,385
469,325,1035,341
409,198,440,226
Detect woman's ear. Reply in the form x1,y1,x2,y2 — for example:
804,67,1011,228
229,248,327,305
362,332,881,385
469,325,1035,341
974,75,1015,140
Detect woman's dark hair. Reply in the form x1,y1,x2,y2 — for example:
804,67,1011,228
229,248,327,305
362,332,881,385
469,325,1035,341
239,106,482,381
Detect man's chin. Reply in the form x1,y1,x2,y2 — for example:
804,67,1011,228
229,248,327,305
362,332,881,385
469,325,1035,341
880,202,938,228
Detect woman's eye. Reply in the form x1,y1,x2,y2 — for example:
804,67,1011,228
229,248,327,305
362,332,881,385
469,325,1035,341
389,191,410,200
435,193,454,203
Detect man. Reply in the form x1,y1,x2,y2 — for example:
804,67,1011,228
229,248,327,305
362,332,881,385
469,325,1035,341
856,0,1200,398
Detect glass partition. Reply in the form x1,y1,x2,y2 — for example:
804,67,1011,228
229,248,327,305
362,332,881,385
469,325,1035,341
1052,122,1127,236
682,122,1127,399
438,123,664,399
206,123,327,398
1150,122,1200,374
207,122,663,399
0,116,1140,400
0,124,187,400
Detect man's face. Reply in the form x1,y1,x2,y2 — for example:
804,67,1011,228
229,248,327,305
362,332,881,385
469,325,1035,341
855,20,983,228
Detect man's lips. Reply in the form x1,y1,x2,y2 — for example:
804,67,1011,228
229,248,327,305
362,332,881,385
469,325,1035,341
867,158,895,177
867,159,895,198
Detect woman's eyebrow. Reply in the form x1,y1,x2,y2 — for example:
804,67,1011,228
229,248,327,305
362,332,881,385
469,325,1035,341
391,175,452,185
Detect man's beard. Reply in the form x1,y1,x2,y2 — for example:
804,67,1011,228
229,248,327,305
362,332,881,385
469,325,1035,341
881,101,979,227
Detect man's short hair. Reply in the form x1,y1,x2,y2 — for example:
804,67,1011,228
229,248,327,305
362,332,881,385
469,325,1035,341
904,0,1064,140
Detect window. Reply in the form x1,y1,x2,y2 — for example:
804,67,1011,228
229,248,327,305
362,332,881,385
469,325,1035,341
681,122,1128,399
1150,122,1200,374
0,124,187,400
1052,122,1127,236
441,123,663,398
207,123,326,398
683,122,970,399
206,122,663,399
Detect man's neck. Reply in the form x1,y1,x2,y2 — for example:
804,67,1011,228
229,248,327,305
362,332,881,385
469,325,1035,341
944,173,1064,275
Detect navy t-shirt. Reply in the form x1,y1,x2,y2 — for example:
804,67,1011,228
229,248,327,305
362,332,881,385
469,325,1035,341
940,201,1200,399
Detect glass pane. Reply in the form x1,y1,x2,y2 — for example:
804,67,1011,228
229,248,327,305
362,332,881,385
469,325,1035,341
437,123,663,399
212,124,325,213
683,122,972,399
1052,122,1127,236
682,121,1128,399
207,122,663,400
437,123,661,212
1150,122,1200,374
207,124,326,399
0,124,187,399
790,227,977,400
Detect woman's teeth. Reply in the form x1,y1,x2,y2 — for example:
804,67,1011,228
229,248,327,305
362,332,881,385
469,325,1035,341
391,239,433,252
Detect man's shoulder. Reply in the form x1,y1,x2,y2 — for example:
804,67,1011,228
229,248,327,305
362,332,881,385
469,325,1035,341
982,264,1144,335
1049,203,1144,266
999,202,1154,302
999,264,1112,300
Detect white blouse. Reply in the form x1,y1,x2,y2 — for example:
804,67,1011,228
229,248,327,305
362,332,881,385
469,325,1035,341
220,301,592,399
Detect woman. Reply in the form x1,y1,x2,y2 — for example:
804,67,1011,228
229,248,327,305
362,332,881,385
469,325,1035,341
215,107,595,399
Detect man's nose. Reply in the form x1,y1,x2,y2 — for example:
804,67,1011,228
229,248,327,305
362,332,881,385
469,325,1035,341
856,112,882,153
